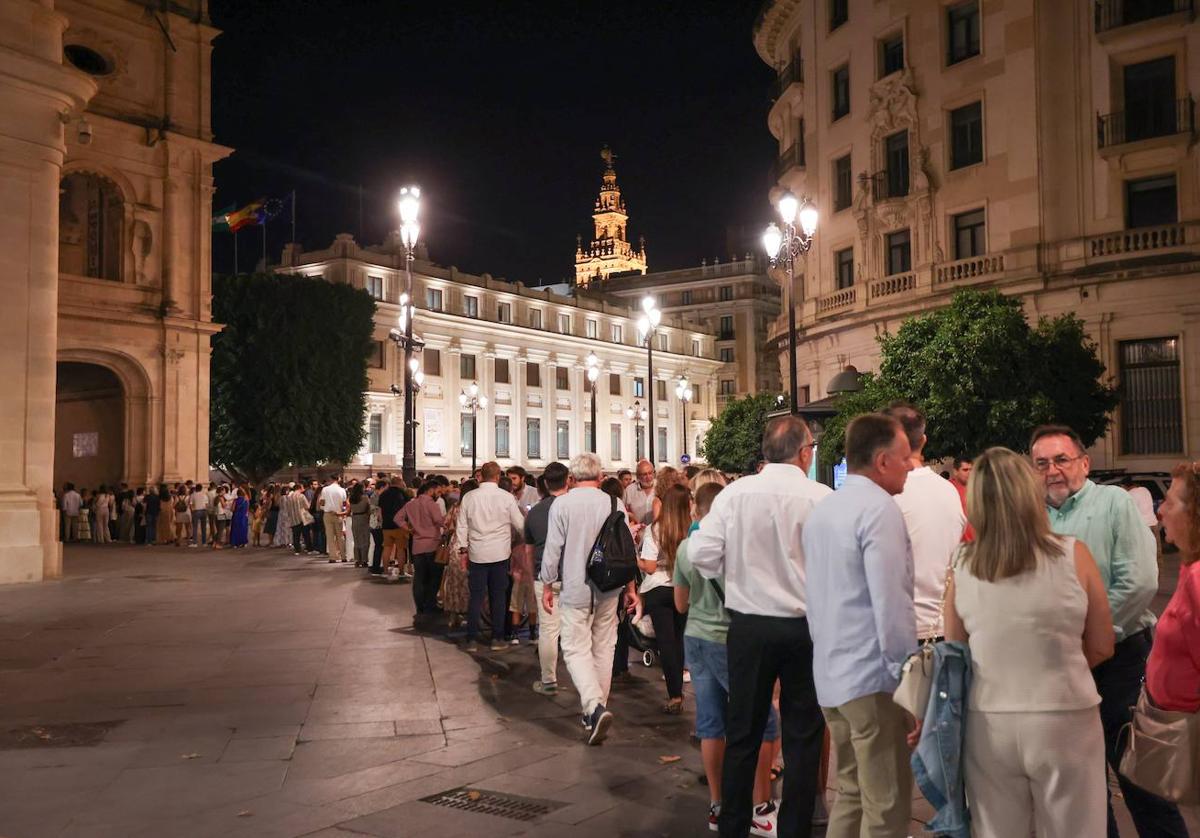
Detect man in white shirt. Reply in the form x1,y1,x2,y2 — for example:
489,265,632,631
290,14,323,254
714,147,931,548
885,403,966,640
622,459,656,526
61,483,82,542
319,476,348,563
456,461,525,652
506,466,540,511
690,415,832,838
188,484,209,547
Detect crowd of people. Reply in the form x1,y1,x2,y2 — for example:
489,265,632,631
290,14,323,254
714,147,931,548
53,404,1200,838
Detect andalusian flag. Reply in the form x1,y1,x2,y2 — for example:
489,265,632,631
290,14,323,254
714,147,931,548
211,204,235,232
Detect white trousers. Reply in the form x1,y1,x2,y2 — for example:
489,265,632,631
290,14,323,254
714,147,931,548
558,598,619,716
964,706,1106,838
534,581,561,685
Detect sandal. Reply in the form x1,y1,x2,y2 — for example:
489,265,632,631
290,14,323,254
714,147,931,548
662,698,684,715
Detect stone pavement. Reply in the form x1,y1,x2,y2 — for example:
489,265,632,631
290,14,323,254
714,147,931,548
0,544,1194,838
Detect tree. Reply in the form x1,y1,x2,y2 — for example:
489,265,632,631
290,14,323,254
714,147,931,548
700,391,783,473
210,273,376,482
819,289,1119,467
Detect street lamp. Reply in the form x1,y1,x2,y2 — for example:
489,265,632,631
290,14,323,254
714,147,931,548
586,352,602,454
636,295,662,463
675,375,693,462
762,189,818,415
396,185,422,484
458,382,487,476
625,400,648,461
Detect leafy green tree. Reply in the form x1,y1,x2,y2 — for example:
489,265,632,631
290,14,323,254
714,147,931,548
819,290,1118,467
700,391,784,473
210,273,376,482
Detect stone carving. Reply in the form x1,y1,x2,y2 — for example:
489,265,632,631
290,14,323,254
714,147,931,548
132,218,151,285
867,68,919,142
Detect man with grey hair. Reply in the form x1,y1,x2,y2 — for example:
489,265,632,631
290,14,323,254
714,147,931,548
541,452,640,745
690,415,831,838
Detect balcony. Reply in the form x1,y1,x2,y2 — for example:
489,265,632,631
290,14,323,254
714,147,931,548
867,168,909,201
1095,0,1193,33
769,55,803,102
1087,223,1188,258
868,272,916,302
934,253,1007,287
816,286,856,317
1098,96,1194,149
773,141,805,181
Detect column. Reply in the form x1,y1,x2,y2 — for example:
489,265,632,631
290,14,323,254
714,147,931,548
0,3,96,582
446,346,462,471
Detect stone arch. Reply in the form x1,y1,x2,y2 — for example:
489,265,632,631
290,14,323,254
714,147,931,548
55,347,153,487
58,167,133,282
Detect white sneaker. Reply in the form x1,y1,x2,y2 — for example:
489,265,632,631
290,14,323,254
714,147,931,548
750,800,777,837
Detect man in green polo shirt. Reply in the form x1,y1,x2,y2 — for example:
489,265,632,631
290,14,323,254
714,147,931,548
1030,424,1185,838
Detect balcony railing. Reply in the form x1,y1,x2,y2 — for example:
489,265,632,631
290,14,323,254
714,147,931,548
1097,96,1194,148
1095,0,1192,32
769,55,803,101
816,286,856,315
868,272,916,301
867,168,909,201
934,253,1006,286
773,141,805,180
1088,223,1186,257
717,330,735,341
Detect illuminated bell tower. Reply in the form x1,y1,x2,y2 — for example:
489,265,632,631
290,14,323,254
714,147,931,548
575,146,647,287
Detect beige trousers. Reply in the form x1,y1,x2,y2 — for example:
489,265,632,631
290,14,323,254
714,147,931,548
822,692,913,838
558,597,619,716
964,706,1105,838
324,514,345,561
533,581,561,686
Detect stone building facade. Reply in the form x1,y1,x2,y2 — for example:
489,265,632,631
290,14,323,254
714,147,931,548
278,235,723,477
756,0,1200,470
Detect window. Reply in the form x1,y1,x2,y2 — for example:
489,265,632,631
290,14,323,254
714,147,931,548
953,210,986,259
424,348,441,376
526,418,541,459
497,302,511,323
584,421,593,453
558,313,570,334
1123,57,1177,144
830,0,848,30
634,377,645,398
657,333,668,351
586,319,597,339
426,288,443,311
368,341,386,369
530,308,543,329
880,34,904,77
949,102,983,169
692,338,701,356
368,413,382,453
835,247,855,289
58,173,122,281
610,424,622,460
463,295,479,318
719,285,733,302
1120,337,1182,454
460,414,475,457
832,65,850,120
947,1,980,66
656,427,668,463
682,290,693,305
885,130,909,197
635,426,645,461
527,362,541,388
495,358,510,384
655,380,667,401
556,420,570,458
366,275,384,300
609,372,622,396
555,366,569,390
495,416,510,458
886,229,912,275
799,385,811,405
719,315,734,338
460,354,476,380
611,323,623,343
1126,175,1177,228
834,154,852,211
693,383,702,403
719,347,735,362
719,379,736,396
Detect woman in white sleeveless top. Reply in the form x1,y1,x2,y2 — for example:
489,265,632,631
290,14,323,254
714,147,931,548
944,447,1115,838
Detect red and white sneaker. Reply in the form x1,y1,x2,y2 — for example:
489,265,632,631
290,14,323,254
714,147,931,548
750,800,778,837
707,802,720,832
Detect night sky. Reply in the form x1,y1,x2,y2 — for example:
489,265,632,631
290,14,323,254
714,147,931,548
209,1,777,285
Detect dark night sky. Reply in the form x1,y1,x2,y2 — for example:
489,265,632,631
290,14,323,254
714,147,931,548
208,1,777,284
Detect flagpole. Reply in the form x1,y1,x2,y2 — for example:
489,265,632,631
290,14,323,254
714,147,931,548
233,228,238,275
291,189,297,243
262,216,267,272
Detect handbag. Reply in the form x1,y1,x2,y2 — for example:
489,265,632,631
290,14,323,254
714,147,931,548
299,506,314,527
1118,686,1199,805
893,558,955,718
434,532,453,566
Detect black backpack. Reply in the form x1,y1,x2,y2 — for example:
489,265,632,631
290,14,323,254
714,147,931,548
586,494,638,592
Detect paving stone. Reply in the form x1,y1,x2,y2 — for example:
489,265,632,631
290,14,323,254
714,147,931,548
220,735,296,762
299,721,397,741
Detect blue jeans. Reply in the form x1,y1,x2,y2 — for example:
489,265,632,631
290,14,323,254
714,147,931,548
191,511,208,545
685,634,779,741
145,515,158,545
467,559,510,642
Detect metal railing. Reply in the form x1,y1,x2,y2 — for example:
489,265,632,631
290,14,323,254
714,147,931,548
769,55,803,101
1098,96,1194,148
773,141,805,180
867,168,909,201
1095,0,1192,32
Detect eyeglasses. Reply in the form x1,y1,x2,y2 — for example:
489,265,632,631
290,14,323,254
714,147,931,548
1032,454,1084,472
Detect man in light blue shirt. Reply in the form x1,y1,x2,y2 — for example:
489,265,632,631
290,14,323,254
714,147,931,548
803,413,917,837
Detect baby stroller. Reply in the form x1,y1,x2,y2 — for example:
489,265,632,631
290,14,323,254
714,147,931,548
620,597,659,667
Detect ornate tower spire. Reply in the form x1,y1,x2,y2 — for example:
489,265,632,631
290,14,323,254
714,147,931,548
575,146,647,287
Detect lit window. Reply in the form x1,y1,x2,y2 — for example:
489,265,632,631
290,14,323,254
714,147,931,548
426,288,443,311
463,295,479,318
366,275,384,300
586,319,597,338
497,302,511,323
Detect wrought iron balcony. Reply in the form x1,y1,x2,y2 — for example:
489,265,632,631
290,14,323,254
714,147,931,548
1095,0,1193,33
773,141,805,181
1097,96,1194,148
867,168,909,201
769,56,803,102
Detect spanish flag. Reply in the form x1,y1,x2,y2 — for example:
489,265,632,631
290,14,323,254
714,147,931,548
224,199,265,233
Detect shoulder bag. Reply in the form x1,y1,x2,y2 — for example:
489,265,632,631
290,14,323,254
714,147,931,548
893,558,955,719
1119,686,1198,805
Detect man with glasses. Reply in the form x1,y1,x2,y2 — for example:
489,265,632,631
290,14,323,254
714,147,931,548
1029,425,1186,838
622,459,657,526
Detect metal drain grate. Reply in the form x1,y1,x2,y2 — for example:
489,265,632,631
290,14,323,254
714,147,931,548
420,787,564,822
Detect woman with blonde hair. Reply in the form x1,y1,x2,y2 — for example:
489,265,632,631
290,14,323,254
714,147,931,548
638,482,692,713
945,447,1114,838
689,468,727,492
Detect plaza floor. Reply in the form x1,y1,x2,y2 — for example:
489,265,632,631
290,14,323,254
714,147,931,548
0,544,1193,838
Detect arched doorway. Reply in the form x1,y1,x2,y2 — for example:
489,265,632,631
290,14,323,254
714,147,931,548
54,362,125,492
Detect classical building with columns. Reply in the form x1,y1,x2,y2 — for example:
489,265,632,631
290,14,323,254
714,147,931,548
757,0,1200,470
0,0,224,582
277,235,724,477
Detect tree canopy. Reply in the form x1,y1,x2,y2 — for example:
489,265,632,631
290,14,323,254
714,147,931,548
210,273,376,482
819,289,1119,467
699,391,784,473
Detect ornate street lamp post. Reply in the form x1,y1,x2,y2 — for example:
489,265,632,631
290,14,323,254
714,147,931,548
625,400,647,461
636,296,662,463
389,359,424,455
397,186,422,483
586,352,602,454
458,382,487,476
762,190,818,415
675,375,693,461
